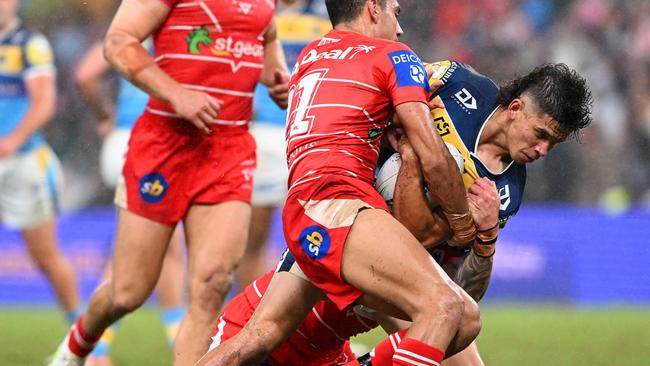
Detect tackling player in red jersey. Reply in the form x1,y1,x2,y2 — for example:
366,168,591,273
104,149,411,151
50,1,291,365
199,1,481,365
198,170,497,366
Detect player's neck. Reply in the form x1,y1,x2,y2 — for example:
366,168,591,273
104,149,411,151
477,107,512,168
334,19,378,38
0,18,18,40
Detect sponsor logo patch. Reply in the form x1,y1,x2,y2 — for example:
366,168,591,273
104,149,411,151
299,225,331,260
389,50,430,92
139,173,168,203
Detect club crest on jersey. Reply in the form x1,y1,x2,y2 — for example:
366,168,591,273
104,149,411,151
187,26,263,59
299,225,331,260
389,50,430,92
139,173,168,203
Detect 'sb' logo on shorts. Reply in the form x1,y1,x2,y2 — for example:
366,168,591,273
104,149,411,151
299,226,330,260
139,173,168,203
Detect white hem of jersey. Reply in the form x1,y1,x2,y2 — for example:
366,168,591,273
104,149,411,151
24,65,56,80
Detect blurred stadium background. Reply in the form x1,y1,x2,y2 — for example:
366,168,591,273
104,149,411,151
1,0,650,364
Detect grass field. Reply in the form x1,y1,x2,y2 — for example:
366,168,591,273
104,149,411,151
2,305,649,365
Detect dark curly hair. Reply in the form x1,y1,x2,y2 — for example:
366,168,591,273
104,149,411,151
496,63,593,139
325,0,386,27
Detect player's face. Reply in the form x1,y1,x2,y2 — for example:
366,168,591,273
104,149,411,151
0,0,19,29
377,0,404,41
508,101,565,164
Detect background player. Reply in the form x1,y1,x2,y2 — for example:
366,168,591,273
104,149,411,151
237,0,331,289
49,1,290,365
0,0,81,325
74,40,186,366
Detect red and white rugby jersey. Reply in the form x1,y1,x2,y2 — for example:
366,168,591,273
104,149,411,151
286,29,430,191
150,0,275,126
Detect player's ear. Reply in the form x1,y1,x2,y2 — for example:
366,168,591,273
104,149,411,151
368,0,381,23
508,98,524,119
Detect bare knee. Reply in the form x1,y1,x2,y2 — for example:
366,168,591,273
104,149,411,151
190,266,235,310
415,285,465,328
461,297,482,340
111,289,148,315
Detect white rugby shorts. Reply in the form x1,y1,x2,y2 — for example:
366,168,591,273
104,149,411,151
0,144,63,229
250,123,287,206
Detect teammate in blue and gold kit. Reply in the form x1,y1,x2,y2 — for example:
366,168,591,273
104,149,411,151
0,0,81,323
237,0,331,289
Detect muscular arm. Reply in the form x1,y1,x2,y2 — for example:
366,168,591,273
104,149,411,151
75,42,114,135
392,140,452,247
259,18,290,109
0,72,56,158
395,102,475,245
103,0,177,102
260,19,289,87
453,250,493,302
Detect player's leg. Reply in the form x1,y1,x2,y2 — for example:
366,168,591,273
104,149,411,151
51,208,173,363
156,228,186,346
2,146,81,322
238,205,274,289
362,288,482,365
22,219,80,319
342,209,479,365
196,270,323,366
442,341,484,366
173,202,251,366
238,123,287,290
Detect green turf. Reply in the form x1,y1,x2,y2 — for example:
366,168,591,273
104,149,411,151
2,305,649,365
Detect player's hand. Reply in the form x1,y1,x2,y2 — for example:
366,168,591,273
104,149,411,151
467,177,499,231
395,133,418,165
169,88,223,134
0,134,24,159
424,64,444,110
269,69,290,109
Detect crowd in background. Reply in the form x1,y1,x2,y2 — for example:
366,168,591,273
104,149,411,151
16,0,650,211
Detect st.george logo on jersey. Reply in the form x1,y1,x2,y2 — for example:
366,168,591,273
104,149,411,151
388,50,430,91
299,225,331,260
139,173,168,203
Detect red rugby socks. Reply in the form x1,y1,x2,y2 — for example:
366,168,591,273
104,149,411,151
392,338,445,366
67,316,103,357
367,329,445,366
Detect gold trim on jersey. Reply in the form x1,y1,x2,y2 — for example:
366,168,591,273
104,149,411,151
431,106,479,189
0,45,23,73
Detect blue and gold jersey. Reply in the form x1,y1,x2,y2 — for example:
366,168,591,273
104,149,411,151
252,11,330,126
428,60,526,226
0,23,55,152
